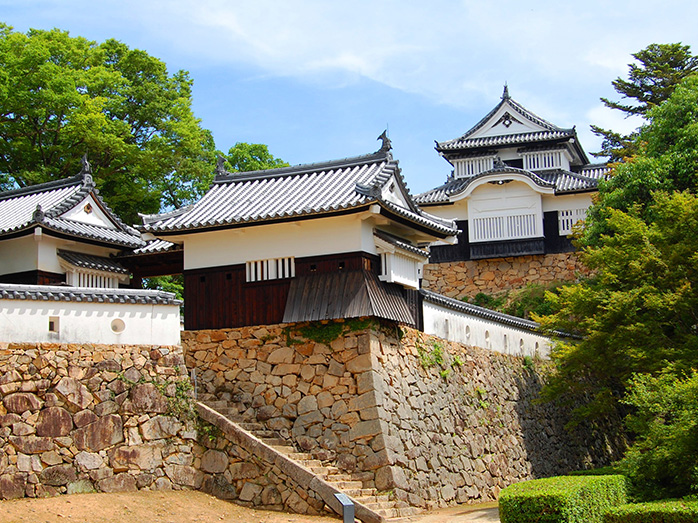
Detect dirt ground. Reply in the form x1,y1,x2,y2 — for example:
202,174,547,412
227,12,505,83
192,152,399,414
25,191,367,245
0,490,501,523
0,490,342,523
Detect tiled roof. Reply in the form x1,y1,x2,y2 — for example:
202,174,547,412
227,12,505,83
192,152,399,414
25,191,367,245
420,289,540,332
131,239,180,255
141,150,457,237
57,250,130,275
437,91,575,152
0,283,181,305
416,164,572,205
373,230,429,258
0,172,144,249
438,130,576,151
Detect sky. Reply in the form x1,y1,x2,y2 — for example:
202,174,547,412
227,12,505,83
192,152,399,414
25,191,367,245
3,0,698,195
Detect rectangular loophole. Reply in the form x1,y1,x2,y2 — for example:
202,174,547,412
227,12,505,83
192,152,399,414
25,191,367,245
48,316,59,333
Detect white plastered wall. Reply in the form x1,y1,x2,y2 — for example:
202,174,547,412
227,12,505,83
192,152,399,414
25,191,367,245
0,235,39,275
180,213,378,270
541,192,593,212
422,301,551,358
0,298,180,345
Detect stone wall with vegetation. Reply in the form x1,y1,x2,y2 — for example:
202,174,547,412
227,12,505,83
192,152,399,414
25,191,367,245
422,252,589,300
0,341,198,500
183,320,620,510
369,326,621,508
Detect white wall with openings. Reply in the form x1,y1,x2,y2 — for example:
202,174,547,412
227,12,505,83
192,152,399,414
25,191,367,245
0,287,181,345
422,300,550,358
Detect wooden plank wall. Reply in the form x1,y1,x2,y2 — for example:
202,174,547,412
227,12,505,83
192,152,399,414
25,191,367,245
183,252,379,330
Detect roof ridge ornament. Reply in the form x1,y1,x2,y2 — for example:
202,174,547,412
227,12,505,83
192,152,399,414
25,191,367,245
80,154,94,185
33,204,45,222
502,83,510,100
215,154,227,176
376,130,392,154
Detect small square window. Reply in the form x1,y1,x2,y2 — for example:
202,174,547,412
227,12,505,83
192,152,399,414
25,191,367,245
48,316,59,333
338,261,345,270
310,264,317,272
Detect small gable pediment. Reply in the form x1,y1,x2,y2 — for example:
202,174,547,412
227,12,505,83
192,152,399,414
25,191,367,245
472,103,548,139
60,194,117,229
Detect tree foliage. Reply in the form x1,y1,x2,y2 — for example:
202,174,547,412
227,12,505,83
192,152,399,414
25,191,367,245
538,75,698,427
223,142,288,172
538,192,698,424
591,43,698,161
583,74,698,245
0,23,216,224
619,372,698,501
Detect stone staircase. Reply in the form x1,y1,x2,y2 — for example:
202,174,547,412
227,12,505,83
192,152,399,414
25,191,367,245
203,399,418,520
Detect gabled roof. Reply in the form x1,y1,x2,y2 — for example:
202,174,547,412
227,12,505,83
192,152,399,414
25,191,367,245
436,86,588,164
0,168,144,249
140,149,457,238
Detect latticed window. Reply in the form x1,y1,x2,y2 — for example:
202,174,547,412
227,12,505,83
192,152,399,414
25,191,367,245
558,208,587,235
245,257,295,282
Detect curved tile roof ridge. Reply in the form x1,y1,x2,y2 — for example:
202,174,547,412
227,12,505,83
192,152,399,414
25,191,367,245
213,150,392,183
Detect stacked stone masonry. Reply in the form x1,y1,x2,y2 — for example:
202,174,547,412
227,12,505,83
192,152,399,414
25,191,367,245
422,253,590,300
183,320,620,510
0,341,199,500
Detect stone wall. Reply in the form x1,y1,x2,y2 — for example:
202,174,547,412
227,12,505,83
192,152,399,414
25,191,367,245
422,252,589,300
0,341,198,500
183,320,621,510
369,327,621,507
183,322,384,488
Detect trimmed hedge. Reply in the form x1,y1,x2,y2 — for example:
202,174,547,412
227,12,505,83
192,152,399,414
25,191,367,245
499,475,628,523
603,500,698,522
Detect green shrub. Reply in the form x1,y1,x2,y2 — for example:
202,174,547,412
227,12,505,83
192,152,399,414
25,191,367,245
603,500,698,522
499,475,628,523
569,466,623,476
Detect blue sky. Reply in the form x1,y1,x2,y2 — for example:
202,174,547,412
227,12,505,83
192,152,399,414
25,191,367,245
3,0,698,195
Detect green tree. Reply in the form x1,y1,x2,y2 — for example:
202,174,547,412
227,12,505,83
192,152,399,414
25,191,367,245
223,142,288,172
584,74,698,245
591,43,698,161
620,372,698,501
0,23,216,224
538,191,698,426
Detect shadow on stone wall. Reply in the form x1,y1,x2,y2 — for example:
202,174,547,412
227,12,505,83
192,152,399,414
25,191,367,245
512,367,625,478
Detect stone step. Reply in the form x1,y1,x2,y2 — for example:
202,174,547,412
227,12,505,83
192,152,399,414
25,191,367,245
386,506,422,520
362,500,397,511
339,488,378,498
321,472,353,482
296,459,323,468
287,452,314,461
324,480,363,490
270,444,296,454
259,436,287,446
355,494,392,505
238,422,265,432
